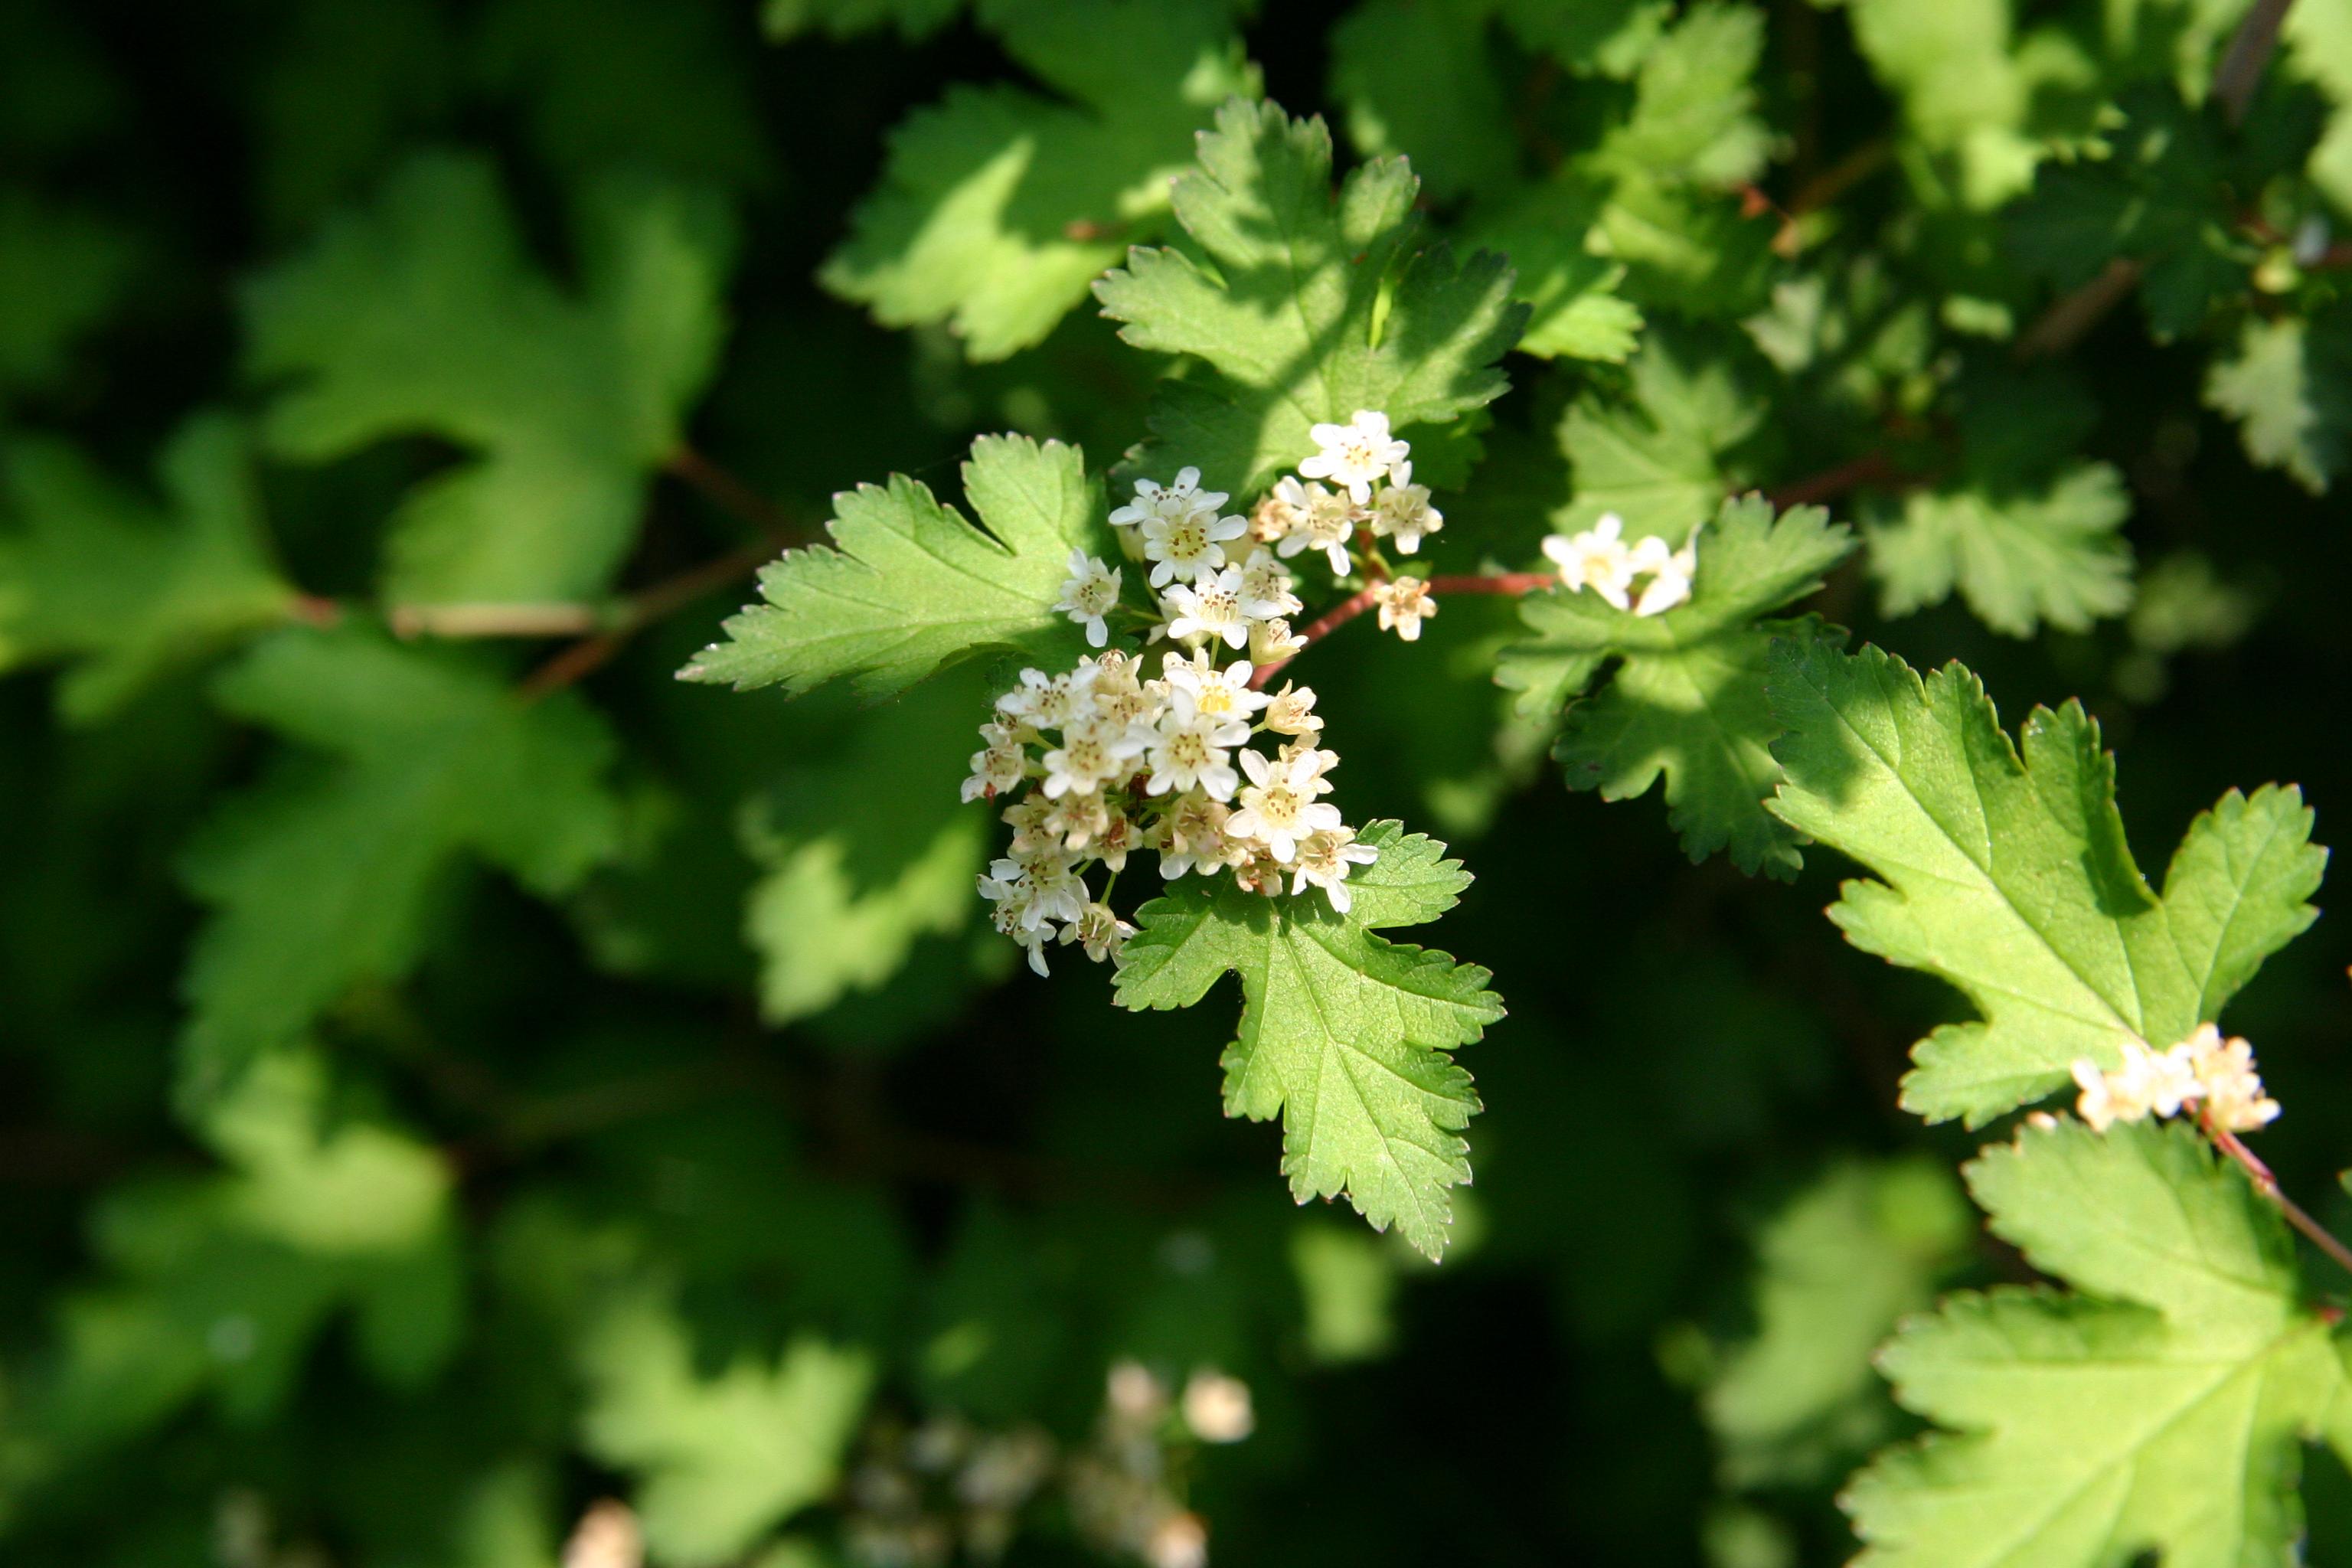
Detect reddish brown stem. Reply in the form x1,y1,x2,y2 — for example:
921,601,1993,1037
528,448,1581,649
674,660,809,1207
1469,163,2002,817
1249,585,1381,690
2205,1115,2352,1282
2215,0,2295,126
518,537,777,701
664,445,799,540
1423,572,1558,596
1766,449,1906,510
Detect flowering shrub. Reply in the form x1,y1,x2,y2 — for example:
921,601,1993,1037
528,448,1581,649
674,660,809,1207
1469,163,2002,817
8,3,2352,1566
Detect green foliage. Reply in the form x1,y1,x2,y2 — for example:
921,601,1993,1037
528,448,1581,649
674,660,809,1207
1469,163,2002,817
1550,327,1768,538
0,415,295,721
0,192,138,400
243,153,737,604
1500,495,1854,878
181,626,623,1099
2207,310,2352,493
1846,1119,2352,1568
1094,98,1525,497
679,433,1109,698
1768,639,2325,1125
1113,824,1502,1260
1866,464,2133,635
45,1048,462,1446
577,1288,872,1565
825,0,1256,361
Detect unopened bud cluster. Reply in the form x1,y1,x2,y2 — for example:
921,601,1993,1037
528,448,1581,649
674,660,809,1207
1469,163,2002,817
1540,512,1698,617
2069,1023,2280,1134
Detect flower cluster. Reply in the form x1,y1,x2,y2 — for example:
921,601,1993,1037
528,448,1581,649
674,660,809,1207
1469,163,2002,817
1540,513,1698,617
965,648,1377,975
2069,1023,2282,1134
1250,410,1442,577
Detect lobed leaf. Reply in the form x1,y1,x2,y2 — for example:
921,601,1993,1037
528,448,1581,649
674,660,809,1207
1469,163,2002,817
1766,640,2326,1125
677,433,1109,700
1112,822,1503,1259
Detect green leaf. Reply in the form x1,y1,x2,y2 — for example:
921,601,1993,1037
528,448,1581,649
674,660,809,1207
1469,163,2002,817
1703,1158,1971,1488
678,433,1108,700
1331,0,1519,204
47,1047,462,1445
1866,463,2135,636
0,191,139,400
243,152,737,604
0,414,295,722
1587,3,1771,189
822,0,1256,361
1493,0,1669,79
1845,1119,2352,1568
1551,325,1768,537
181,625,623,1100
1472,175,1645,364
2205,312,2352,495
740,670,991,1022
577,1287,873,1567
1766,640,2327,1125
1093,98,1525,499
1499,495,1854,878
1112,822,1503,1259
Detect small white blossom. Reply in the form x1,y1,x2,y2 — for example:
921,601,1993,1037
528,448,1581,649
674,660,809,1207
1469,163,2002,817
2180,1023,2282,1132
1227,747,1343,863
1146,691,1252,799
1044,788,1112,851
1040,713,1146,799
1373,575,1437,642
1140,505,1248,589
1156,790,1233,879
1367,461,1442,553
1236,548,1302,619
962,719,1027,802
1541,514,1637,610
1248,616,1308,665
1289,825,1379,913
1054,549,1124,647
1181,1370,1255,1443
997,664,1099,730
978,854,1086,936
1299,410,1409,504
1271,477,1359,575
1261,680,1321,736
1110,466,1227,529
1161,652,1269,720
1162,566,1253,649
1146,1514,1208,1568
1062,901,1137,964
1630,531,1699,619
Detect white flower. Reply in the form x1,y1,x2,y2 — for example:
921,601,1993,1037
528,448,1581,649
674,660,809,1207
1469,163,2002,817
1039,713,1146,799
1298,410,1409,504
1162,567,1253,649
1367,462,1442,554
1156,790,1233,879
2070,1039,2198,1132
1181,1370,1255,1443
1146,691,1252,799
1248,616,1308,665
1161,652,1269,720
1044,788,1112,851
978,854,1086,936
1629,531,1698,619
1289,825,1379,913
1271,477,1359,575
1236,548,1302,618
1111,465,1227,529
1262,680,1321,736
1373,575,1436,642
2179,1023,2282,1132
1226,747,1343,864
1139,505,1248,589
997,664,1099,730
1054,550,1123,648
1146,1514,1208,1568
1541,514,1636,610
962,720,1027,802
1061,901,1137,964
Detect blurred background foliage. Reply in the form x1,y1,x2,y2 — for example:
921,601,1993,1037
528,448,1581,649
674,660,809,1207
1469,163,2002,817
5,0,2352,1564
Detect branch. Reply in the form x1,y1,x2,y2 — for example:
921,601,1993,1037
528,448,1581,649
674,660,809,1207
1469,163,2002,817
2204,1113,2352,1282
519,536,778,700
2215,0,2295,126
2016,256,2146,360
1246,573,1559,690
663,444,799,539
1764,449,1909,509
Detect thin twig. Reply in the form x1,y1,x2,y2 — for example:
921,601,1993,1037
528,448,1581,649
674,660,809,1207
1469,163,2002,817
2016,257,2145,360
390,602,602,639
519,536,778,700
664,445,800,539
2216,0,2295,126
1248,585,1381,690
1765,449,1911,510
1423,572,1557,596
2206,1116,2352,1282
